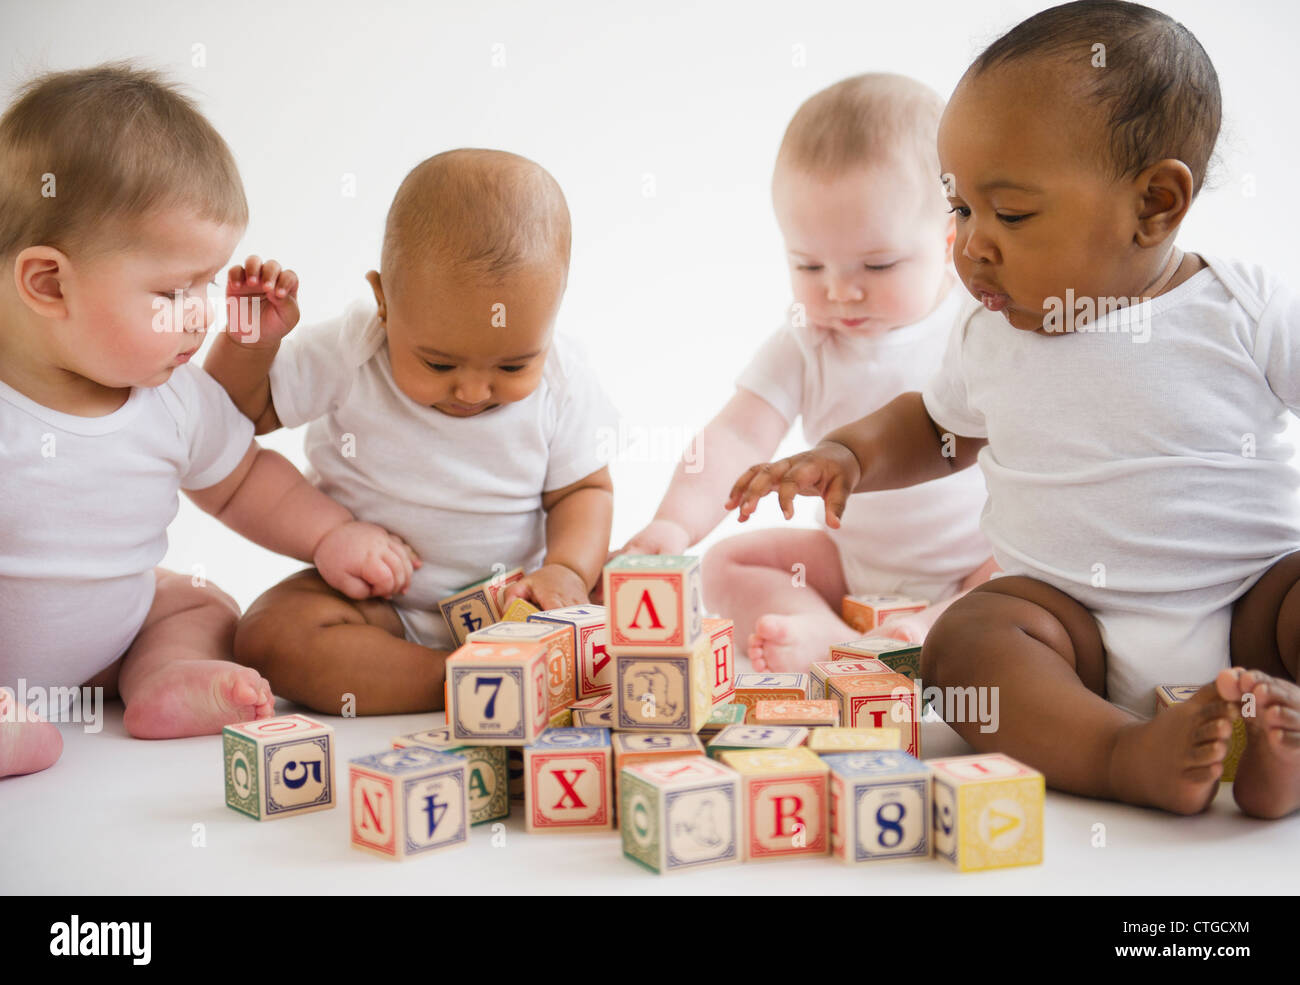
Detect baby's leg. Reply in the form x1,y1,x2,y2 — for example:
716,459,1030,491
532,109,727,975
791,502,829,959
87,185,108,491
924,577,1234,814
234,568,448,715
0,688,63,778
701,528,854,673
1226,552,1300,818
115,569,275,739
870,556,1002,644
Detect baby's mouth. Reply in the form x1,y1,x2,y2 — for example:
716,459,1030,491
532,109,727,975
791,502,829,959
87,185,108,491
975,289,1010,312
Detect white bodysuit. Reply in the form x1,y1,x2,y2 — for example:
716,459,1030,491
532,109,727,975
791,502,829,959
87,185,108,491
921,255,1300,715
736,284,993,602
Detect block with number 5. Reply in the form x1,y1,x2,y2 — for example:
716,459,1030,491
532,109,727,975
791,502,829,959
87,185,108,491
928,753,1044,872
446,641,550,746
349,747,468,859
223,714,335,821
825,750,931,864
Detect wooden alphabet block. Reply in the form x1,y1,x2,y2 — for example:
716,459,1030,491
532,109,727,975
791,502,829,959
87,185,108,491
732,672,810,721
753,699,840,727
224,714,335,821
349,747,469,859
830,637,923,680
469,619,575,716
572,706,615,727
825,750,931,863
523,727,614,833
928,753,1044,872
439,567,525,645
718,747,829,861
702,616,736,704
809,658,889,700
612,731,706,804
841,594,927,634
807,727,901,753
502,598,540,622
1155,684,1247,782
707,723,809,759
828,672,921,757
621,757,742,874
569,693,613,711
549,708,574,728
445,640,550,745
530,605,611,700
603,555,704,653
613,634,713,733
507,747,524,801
698,702,748,740
391,728,509,825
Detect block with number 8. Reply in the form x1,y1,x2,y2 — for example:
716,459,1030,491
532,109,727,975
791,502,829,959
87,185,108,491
826,750,931,864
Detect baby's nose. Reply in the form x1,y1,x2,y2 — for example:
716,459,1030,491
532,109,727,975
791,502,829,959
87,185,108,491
455,376,491,403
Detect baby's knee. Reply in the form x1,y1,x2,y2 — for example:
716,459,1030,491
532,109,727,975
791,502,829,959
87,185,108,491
156,569,241,623
233,584,342,668
921,597,980,685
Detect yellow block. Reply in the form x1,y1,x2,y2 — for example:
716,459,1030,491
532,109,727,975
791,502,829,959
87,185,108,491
1154,684,1248,782
720,746,827,776
807,727,901,753
928,753,1044,872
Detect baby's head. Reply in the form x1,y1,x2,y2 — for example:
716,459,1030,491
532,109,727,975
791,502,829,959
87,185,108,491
0,62,247,389
772,73,954,338
939,0,1220,332
367,149,570,418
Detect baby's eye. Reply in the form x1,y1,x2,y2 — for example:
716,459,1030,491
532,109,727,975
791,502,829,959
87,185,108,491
424,361,455,372
499,365,527,373
864,262,898,272
997,212,1032,225
947,205,971,220
796,264,823,272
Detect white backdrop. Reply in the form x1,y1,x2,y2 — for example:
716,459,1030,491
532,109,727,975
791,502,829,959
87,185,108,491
4,0,1299,611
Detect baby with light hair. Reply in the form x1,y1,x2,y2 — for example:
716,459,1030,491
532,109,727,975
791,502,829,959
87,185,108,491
618,73,996,672
206,148,617,715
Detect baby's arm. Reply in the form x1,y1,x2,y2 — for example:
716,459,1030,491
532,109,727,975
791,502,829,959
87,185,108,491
186,441,418,600
620,389,789,555
505,466,614,609
729,391,986,526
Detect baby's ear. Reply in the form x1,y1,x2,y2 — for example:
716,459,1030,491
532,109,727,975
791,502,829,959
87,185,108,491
1133,159,1195,247
365,269,386,321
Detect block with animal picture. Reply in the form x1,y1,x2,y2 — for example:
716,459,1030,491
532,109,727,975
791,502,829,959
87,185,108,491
438,566,524,645
753,699,840,727
530,605,611,699
827,671,921,757
808,658,889,700
826,750,931,864
1155,684,1247,782
603,554,705,653
523,727,614,833
719,747,830,862
613,634,713,733
830,637,923,681
349,747,468,860
929,753,1044,872
469,619,575,717
445,640,550,746
706,723,809,759
392,728,509,825
840,594,927,634
732,672,810,721
621,757,742,874
224,714,335,821
702,616,736,704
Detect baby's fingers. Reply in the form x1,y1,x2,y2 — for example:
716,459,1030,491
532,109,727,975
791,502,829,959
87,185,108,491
737,461,790,521
726,465,765,510
824,470,849,529
360,554,397,598
256,259,282,291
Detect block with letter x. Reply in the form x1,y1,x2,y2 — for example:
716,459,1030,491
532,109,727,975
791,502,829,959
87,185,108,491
349,747,468,860
524,727,614,832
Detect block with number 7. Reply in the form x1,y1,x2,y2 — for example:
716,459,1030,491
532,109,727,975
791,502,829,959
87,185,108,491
928,753,1044,872
826,750,931,864
446,641,550,746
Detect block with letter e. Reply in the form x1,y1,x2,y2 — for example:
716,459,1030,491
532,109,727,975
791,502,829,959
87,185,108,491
621,756,741,874
719,747,829,861
928,753,1044,872
825,750,931,864
446,640,550,746
524,727,614,832
349,747,468,860
223,714,334,821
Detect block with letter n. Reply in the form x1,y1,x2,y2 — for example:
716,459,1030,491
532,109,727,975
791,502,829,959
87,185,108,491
524,727,614,832
349,747,468,860
223,714,334,821
446,640,550,746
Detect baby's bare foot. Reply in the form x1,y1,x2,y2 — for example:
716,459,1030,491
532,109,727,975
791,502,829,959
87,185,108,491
1219,667,1300,818
123,660,275,739
0,689,62,777
747,612,848,673
1109,681,1232,815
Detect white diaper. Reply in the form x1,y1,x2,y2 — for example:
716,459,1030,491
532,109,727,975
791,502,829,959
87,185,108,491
392,604,454,650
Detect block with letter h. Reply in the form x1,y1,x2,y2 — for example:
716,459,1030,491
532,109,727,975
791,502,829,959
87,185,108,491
223,714,335,821
349,747,468,860
524,727,614,832
446,641,550,746
826,750,931,864
703,616,736,704
719,747,829,861
929,753,1044,872
621,757,741,874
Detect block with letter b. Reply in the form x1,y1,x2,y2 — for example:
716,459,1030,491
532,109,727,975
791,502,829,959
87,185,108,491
530,605,610,700
349,747,468,859
702,616,736,704
614,635,713,733
719,747,829,861
621,757,741,874
929,753,1044,872
446,641,550,745
825,750,931,863
470,619,575,717
604,555,704,652
524,727,614,832
223,714,335,821
392,728,509,825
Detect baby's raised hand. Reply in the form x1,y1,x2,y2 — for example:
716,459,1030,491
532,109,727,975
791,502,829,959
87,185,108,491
726,441,862,528
314,522,421,600
504,563,590,611
225,255,300,349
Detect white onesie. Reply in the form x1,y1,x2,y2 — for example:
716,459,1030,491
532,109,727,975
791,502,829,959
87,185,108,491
736,284,992,602
0,365,254,694
921,255,1300,715
268,298,618,649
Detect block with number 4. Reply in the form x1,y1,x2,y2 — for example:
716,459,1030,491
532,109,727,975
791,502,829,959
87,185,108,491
469,619,575,716
439,567,525,645
828,672,921,757
224,715,335,821
524,728,614,832
732,672,810,721
530,605,610,700
702,617,736,704
393,728,509,825
1155,684,1247,782
929,753,1044,872
841,594,927,634
826,750,931,864
350,747,468,859
830,638,923,680
446,641,550,745
720,747,829,861
621,757,741,874
614,635,713,733
604,555,704,652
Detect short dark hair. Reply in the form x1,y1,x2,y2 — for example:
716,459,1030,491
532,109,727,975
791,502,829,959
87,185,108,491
971,0,1220,195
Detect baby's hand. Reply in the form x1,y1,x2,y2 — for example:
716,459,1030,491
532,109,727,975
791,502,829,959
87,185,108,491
225,255,301,349
314,522,421,600
504,564,590,611
726,441,862,528
610,519,691,561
